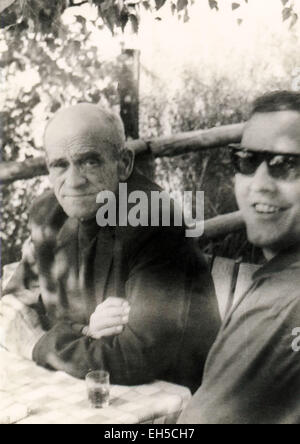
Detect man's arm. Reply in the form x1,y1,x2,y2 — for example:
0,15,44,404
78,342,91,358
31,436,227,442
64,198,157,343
3,237,41,306
0,295,45,360
178,287,300,424
1,239,131,360
1,238,48,358
32,229,219,386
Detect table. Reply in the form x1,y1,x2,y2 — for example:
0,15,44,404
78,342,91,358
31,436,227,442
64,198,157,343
0,349,191,424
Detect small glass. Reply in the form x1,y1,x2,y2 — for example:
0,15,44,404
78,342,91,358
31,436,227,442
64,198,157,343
86,370,110,409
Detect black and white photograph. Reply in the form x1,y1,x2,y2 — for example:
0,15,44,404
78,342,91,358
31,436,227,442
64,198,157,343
1,0,300,427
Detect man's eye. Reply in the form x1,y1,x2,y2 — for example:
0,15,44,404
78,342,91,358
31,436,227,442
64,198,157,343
269,156,287,167
237,152,253,160
82,158,100,167
51,161,69,170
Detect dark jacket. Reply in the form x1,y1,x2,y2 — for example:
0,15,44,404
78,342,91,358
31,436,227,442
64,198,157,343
5,171,220,393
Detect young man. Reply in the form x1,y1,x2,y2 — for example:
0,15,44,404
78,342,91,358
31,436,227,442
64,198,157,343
0,104,220,393
179,91,300,423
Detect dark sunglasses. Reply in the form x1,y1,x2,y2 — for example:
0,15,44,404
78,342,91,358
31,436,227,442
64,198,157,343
229,144,300,181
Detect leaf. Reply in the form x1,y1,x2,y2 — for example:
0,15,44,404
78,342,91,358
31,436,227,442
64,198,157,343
237,18,243,25
177,0,188,12
155,0,166,10
184,8,189,22
105,8,117,33
142,1,151,10
129,13,139,33
208,0,218,11
99,0,113,13
281,0,289,6
116,0,124,13
282,7,292,21
120,11,128,30
290,12,298,28
232,2,240,11
74,15,87,26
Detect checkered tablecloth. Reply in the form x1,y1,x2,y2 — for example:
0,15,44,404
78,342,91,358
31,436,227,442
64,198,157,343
0,349,191,424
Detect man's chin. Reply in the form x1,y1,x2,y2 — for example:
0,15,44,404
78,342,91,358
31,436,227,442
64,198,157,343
247,227,279,248
62,206,97,221
247,228,292,253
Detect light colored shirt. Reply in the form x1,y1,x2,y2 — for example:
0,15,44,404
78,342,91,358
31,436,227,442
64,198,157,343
179,244,300,424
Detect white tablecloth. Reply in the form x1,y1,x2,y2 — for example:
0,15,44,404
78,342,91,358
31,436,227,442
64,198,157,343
0,349,191,424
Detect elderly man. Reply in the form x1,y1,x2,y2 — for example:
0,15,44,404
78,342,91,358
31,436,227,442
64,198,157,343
1,104,220,393
179,91,300,424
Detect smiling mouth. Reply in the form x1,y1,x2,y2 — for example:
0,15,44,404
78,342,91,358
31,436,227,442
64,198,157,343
252,203,287,215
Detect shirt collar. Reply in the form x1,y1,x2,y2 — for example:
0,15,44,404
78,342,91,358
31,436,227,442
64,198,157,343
253,242,300,281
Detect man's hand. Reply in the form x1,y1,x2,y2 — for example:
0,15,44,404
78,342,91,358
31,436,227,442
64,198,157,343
0,295,45,360
86,297,130,340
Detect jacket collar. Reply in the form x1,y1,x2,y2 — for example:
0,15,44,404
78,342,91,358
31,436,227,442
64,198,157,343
252,242,300,281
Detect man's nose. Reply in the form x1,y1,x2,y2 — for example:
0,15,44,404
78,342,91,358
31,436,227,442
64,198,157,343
250,162,277,194
65,164,87,188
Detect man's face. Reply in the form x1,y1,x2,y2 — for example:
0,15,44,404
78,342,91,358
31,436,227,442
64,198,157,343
235,110,300,257
45,117,120,221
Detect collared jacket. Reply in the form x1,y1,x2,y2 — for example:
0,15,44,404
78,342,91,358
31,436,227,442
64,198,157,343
5,171,220,393
179,243,300,423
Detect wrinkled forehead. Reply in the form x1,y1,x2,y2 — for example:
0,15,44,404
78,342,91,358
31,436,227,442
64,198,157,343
44,107,124,158
242,110,300,154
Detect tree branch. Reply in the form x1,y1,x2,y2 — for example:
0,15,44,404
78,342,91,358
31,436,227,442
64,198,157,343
0,123,245,185
69,0,89,7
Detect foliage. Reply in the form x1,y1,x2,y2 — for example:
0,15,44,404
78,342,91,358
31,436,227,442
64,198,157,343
0,0,298,34
1,0,192,33
139,24,300,262
1,12,123,266
1,1,300,267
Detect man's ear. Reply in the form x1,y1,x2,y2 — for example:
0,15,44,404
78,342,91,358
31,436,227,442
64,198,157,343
118,149,135,182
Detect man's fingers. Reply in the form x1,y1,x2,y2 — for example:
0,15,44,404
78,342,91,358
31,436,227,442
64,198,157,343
89,325,124,340
93,303,130,318
98,297,130,310
90,314,129,331
98,306,130,318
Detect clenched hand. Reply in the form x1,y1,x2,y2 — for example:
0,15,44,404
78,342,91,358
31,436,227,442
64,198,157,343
85,297,131,340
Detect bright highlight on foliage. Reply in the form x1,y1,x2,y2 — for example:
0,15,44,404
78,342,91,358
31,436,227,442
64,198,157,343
0,0,298,33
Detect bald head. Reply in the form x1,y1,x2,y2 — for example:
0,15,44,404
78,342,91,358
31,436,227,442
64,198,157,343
44,104,126,158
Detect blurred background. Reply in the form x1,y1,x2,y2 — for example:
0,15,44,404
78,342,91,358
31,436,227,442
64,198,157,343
1,0,300,268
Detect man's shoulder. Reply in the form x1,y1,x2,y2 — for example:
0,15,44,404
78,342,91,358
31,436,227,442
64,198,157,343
127,170,164,195
119,172,185,239
117,173,206,270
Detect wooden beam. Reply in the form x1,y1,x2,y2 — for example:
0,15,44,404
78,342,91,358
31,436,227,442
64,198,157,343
0,157,48,185
0,123,245,185
149,123,245,157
